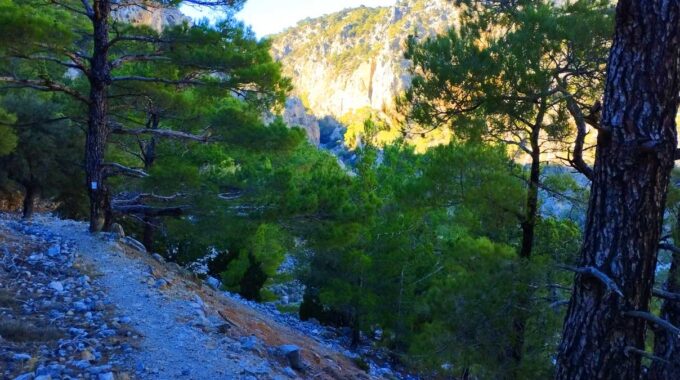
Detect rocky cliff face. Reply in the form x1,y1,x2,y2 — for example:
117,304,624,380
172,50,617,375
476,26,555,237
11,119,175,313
272,0,460,121
112,3,189,31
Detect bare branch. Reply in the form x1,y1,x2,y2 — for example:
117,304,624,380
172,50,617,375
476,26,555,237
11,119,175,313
624,346,670,364
558,265,624,298
0,76,89,104
113,205,187,217
113,192,186,205
653,288,680,302
110,126,211,142
112,76,202,86
110,54,169,69
624,310,680,337
102,163,149,178
562,91,594,180
659,243,680,255
80,0,94,17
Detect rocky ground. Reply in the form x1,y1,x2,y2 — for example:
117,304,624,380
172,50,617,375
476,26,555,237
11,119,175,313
0,214,406,380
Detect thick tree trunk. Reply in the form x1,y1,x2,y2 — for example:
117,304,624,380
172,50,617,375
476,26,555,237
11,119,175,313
86,1,112,232
555,1,680,379
22,184,36,220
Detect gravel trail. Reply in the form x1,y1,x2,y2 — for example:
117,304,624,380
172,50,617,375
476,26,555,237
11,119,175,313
7,215,295,380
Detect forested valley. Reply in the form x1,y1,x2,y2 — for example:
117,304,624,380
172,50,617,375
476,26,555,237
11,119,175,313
0,0,679,379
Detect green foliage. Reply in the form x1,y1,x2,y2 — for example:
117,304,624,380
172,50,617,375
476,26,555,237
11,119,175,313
0,108,17,156
0,91,85,217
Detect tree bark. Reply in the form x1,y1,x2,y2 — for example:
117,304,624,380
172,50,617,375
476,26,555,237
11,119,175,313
85,0,112,232
648,212,680,379
22,184,36,220
555,1,680,379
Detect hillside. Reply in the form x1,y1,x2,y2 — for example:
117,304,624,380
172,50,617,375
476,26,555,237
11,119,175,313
272,0,460,147
0,214,402,379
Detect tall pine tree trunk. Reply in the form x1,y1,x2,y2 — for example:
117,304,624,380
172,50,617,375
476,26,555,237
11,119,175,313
86,0,111,232
555,1,680,379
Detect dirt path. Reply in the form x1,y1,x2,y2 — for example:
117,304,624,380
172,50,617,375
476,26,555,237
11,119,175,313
2,214,374,380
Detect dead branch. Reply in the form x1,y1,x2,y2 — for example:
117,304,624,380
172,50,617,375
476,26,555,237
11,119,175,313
103,163,149,178
558,265,624,297
625,311,680,337
624,346,670,364
653,288,680,303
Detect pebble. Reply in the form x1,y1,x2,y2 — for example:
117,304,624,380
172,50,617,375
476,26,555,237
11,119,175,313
48,281,64,292
98,372,115,380
12,353,32,361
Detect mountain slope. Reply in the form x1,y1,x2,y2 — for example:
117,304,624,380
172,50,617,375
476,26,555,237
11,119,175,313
272,0,460,121
0,214,384,379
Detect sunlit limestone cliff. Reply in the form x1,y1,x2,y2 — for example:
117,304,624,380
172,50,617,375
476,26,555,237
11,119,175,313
271,0,461,148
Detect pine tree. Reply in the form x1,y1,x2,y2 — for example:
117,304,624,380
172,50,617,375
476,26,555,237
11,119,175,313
556,1,680,378
0,0,288,231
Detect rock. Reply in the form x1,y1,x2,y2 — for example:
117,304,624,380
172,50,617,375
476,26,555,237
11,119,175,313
47,244,61,257
121,236,146,253
206,276,220,290
153,278,169,289
35,376,52,380
13,373,33,380
98,372,115,380
278,344,304,370
118,316,132,324
284,367,298,378
81,349,95,361
72,359,91,369
110,223,125,238
240,335,260,351
13,353,32,361
48,281,64,292
73,301,89,311
151,253,164,263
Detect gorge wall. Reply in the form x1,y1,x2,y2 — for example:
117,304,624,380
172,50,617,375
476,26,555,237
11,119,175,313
272,0,460,141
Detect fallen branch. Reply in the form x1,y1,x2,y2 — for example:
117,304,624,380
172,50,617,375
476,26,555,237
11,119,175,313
558,265,624,297
624,310,680,337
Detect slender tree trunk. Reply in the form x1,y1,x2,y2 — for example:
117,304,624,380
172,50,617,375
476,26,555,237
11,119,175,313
648,211,680,379
555,1,680,379
22,184,36,220
509,113,545,374
519,123,541,259
86,0,112,232
143,217,155,251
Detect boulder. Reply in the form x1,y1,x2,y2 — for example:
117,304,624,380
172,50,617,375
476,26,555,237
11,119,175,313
278,344,304,370
110,223,125,238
